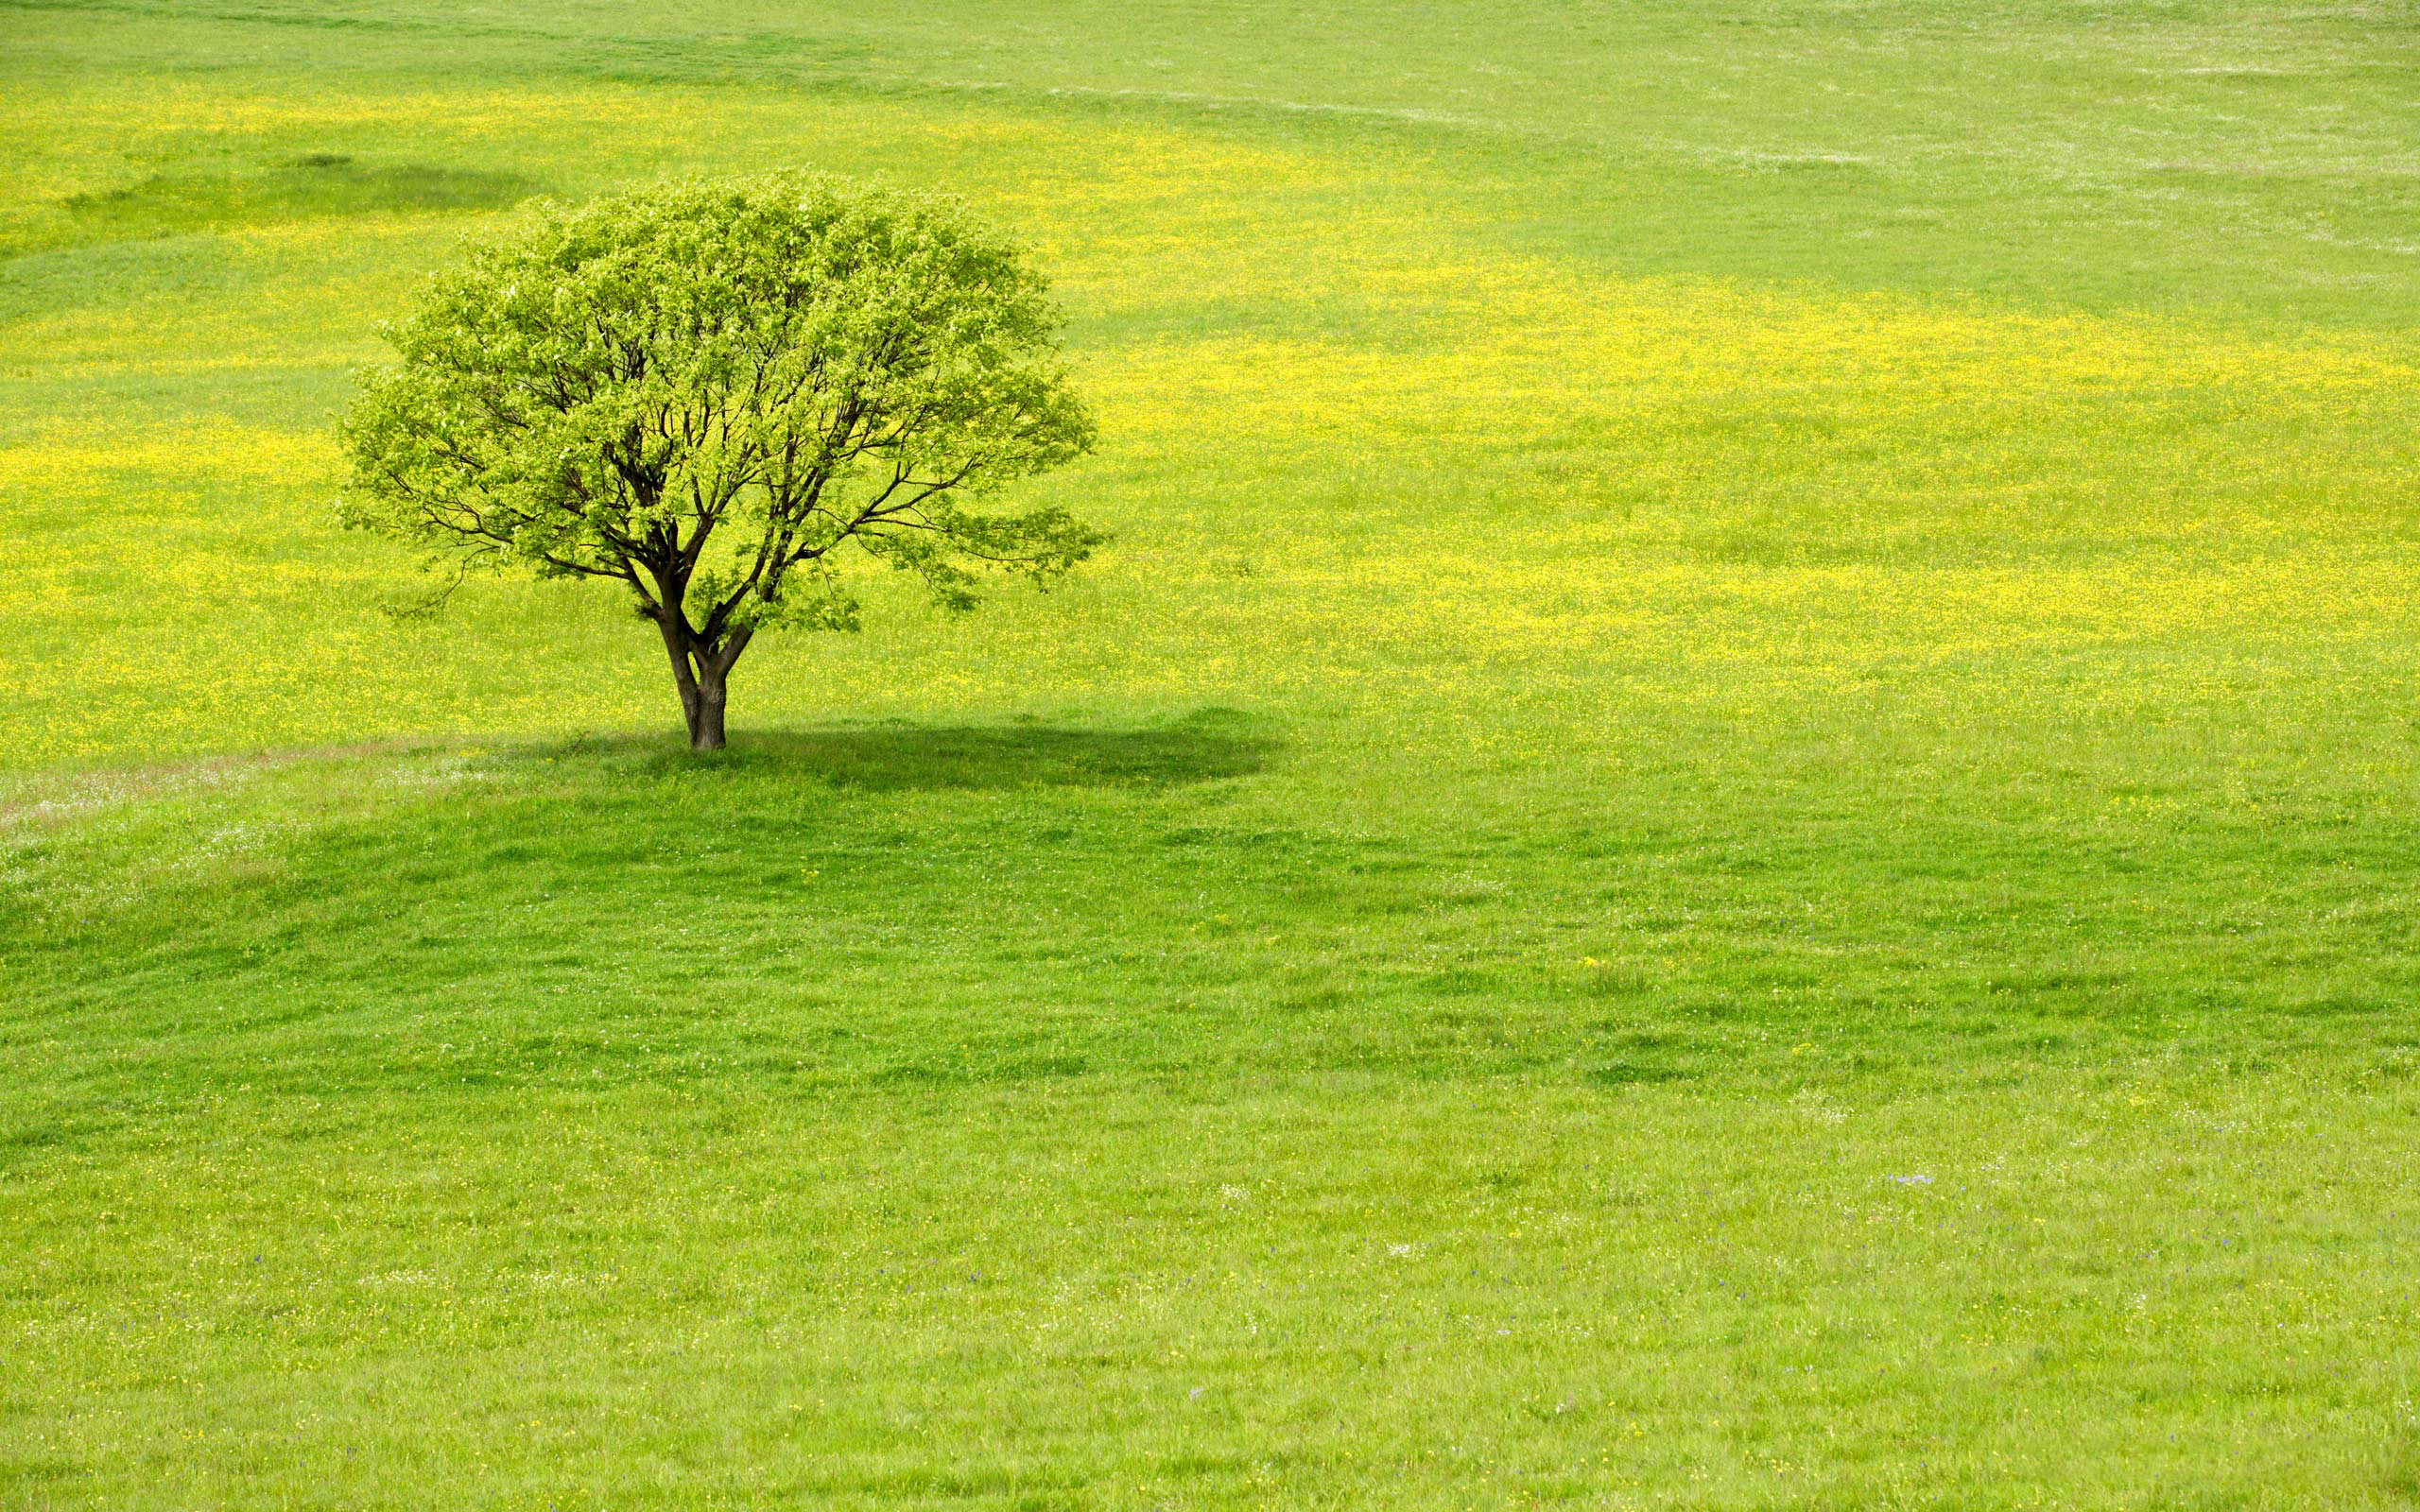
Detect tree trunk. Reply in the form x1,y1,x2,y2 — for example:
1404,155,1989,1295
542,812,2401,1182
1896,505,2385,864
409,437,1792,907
653,602,746,752
687,662,729,751
654,611,717,752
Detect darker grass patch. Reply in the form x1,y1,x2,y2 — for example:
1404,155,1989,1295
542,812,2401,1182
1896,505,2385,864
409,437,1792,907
544,708,1281,791
842,1464,1086,1499
1586,1060,1691,1088
1419,968,1503,997
868,1053,1091,1087
58,157,542,241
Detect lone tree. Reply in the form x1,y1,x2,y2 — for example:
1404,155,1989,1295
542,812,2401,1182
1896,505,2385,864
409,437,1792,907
340,174,1099,749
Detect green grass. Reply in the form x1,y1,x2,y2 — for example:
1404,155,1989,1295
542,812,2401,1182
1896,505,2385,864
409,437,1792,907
48,155,539,253
6,1,2420,1505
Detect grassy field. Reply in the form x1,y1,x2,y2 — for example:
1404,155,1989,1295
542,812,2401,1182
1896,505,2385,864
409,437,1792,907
6,1,2420,1505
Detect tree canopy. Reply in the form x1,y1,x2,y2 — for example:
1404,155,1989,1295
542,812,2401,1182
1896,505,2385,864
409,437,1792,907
340,173,1100,748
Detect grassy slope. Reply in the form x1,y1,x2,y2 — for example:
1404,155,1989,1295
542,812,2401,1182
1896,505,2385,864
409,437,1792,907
4,1,2420,1505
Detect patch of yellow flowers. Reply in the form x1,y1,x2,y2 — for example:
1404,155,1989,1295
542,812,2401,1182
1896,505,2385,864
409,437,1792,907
2,80,2413,768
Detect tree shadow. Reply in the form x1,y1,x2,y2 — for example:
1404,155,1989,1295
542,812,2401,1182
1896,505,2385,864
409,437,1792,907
545,707,1281,791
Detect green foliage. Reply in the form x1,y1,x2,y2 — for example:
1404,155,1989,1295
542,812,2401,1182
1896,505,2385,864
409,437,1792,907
340,174,1098,740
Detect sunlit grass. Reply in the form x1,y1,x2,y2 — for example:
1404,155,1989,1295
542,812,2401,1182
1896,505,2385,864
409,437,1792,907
5,1,2420,1506
5,178,2413,765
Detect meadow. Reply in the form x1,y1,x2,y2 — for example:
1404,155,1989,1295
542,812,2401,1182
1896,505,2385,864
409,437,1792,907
4,1,2420,1505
